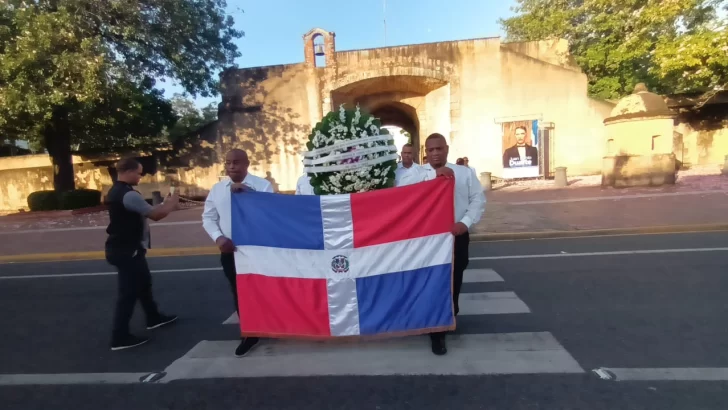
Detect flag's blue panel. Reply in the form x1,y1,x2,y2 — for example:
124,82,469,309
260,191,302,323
355,264,453,335
231,192,325,250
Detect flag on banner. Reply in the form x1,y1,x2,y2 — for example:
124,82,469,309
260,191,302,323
231,177,456,339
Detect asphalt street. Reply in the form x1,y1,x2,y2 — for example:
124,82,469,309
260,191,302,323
1,231,727,409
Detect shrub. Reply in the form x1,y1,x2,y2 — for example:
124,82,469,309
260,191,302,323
58,189,102,210
27,191,59,211
26,189,107,212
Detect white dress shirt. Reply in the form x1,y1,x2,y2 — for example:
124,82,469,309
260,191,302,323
295,174,315,195
202,174,273,242
422,162,486,229
394,162,424,187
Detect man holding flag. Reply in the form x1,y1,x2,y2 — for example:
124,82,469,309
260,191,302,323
419,133,486,355
202,149,273,357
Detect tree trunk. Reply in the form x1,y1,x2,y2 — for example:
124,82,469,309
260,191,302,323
44,105,76,192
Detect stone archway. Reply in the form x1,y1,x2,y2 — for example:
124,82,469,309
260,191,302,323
329,74,449,164
370,102,420,160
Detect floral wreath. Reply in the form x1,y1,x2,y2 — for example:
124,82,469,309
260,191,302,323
303,104,398,195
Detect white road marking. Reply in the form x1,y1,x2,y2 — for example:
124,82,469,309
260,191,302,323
222,290,530,325
0,267,220,280
470,247,728,260
464,268,504,283
222,312,238,325
2,265,502,281
0,372,149,385
459,291,531,315
597,367,728,381
506,190,728,206
161,332,584,381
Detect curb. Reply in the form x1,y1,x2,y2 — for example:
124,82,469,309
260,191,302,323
469,223,728,242
2,223,728,264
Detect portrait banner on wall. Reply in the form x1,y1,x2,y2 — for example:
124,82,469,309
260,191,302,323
501,120,540,179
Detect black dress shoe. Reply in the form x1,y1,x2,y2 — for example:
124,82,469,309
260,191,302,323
147,314,178,330
235,337,260,357
430,334,447,356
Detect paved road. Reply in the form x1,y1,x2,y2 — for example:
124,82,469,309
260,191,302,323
1,232,727,409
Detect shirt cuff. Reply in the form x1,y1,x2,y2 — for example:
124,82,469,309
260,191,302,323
459,216,473,229
209,230,225,242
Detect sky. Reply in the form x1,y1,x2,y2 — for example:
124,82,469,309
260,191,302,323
166,0,517,108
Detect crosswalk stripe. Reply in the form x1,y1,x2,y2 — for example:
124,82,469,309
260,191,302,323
222,313,238,325
221,290,530,325
161,332,583,381
463,268,504,283
459,291,531,315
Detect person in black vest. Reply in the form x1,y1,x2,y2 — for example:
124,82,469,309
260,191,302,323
106,157,180,351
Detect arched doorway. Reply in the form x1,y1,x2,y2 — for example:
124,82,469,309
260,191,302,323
370,102,421,163
329,75,449,165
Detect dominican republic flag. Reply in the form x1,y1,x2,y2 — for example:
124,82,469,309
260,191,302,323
231,178,456,339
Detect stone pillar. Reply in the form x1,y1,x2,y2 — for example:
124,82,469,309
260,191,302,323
555,167,568,187
480,172,492,191
303,36,315,67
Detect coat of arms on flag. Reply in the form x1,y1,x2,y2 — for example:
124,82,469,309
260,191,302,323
231,177,456,339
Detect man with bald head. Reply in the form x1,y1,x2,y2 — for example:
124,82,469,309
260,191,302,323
202,149,273,357
420,133,486,356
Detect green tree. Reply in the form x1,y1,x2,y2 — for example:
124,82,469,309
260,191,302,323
500,0,727,99
168,94,218,142
0,0,242,191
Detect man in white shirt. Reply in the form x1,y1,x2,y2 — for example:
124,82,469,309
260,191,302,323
295,173,314,195
463,156,478,179
202,149,273,357
420,133,486,356
394,143,424,187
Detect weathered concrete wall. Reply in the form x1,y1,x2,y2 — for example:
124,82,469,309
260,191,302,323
675,121,728,167
501,39,578,70
219,64,318,190
218,34,615,182
605,117,675,156
602,154,677,188
0,154,227,212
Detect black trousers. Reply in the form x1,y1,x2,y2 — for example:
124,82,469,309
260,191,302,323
220,252,239,316
432,232,469,338
107,248,160,341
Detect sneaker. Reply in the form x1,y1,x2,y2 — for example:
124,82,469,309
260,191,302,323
147,314,178,330
235,337,260,357
111,335,149,351
430,334,447,356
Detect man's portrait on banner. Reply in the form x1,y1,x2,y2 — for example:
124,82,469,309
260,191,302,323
501,120,540,179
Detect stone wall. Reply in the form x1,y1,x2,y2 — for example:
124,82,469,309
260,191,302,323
0,153,228,212
220,34,617,185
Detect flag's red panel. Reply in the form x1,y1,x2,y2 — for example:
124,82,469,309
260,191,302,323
350,178,454,248
236,274,331,337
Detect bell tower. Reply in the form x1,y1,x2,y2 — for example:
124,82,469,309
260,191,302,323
303,28,336,68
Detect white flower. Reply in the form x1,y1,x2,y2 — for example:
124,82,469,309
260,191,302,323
353,105,361,125
339,104,346,123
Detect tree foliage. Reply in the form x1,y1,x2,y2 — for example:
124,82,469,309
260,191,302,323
500,0,728,99
0,0,242,190
168,94,218,142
